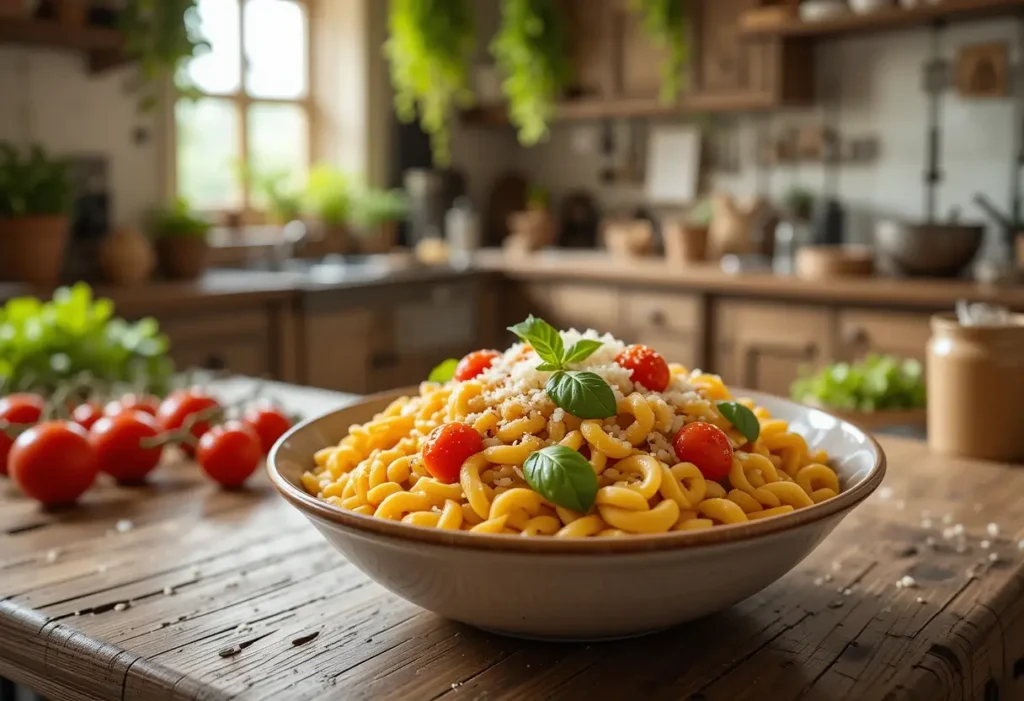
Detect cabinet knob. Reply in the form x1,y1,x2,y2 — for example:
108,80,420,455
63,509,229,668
204,355,227,371
843,326,869,348
648,308,667,327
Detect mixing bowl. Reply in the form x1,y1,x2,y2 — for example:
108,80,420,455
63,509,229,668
874,220,984,277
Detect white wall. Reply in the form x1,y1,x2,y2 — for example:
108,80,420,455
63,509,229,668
0,47,162,228
455,17,1024,261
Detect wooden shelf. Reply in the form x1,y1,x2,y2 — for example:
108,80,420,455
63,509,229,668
741,0,1024,38
0,17,127,73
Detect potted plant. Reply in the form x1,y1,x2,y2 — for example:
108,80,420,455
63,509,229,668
151,198,212,280
784,186,815,223
119,0,209,111
246,166,303,225
385,0,475,166
490,0,572,146
304,164,353,255
350,188,411,254
0,143,74,286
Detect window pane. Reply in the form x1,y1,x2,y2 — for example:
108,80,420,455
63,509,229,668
187,0,241,95
248,103,308,206
177,98,242,210
244,0,307,99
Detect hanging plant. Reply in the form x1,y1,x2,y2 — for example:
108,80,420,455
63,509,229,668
385,0,476,167
490,0,573,147
119,0,210,112
633,0,689,103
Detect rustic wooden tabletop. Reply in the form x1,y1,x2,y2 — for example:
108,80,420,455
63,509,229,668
1,379,1022,701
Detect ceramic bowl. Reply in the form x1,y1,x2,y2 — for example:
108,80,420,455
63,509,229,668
268,389,886,640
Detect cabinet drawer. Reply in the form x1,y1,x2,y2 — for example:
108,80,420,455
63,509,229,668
630,329,701,374
548,283,622,332
159,308,272,377
836,310,932,362
623,291,701,335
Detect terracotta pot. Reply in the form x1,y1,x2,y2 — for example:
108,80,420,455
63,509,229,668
99,226,156,286
0,215,70,286
0,0,29,18
663,222,708,264
56,0,88,26
927,312,1024,462
157,236,209,280
358,220,398,254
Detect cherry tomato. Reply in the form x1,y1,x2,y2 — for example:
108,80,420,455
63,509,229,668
71,402,104,431
89,410,163,484
673,421,734,482
454,350,501,382
422,422,483,484
0,393,45,476
9,421,98,506
615,344,671,392
157,389,221,455
196,421,263,488
242,405,292,455
105,393,160,418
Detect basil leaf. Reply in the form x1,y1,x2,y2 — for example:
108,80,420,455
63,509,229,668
523,445,598,513
563,339,603,365
428,358,459,383
717,401,760,442
546,370,617,420
535,362,559,372
507,315,564,369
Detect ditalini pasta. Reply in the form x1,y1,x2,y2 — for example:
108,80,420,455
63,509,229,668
302,317,840,537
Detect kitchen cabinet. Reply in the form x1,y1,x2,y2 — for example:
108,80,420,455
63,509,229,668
689,0,815,109
300,279,491,395
621,290,704,371
159,307,275,378
713,301,832,397
835,310,932,363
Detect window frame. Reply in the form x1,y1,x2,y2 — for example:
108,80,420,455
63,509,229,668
168,0,315,221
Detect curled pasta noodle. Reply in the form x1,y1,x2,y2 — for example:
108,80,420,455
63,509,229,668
302,330,842,538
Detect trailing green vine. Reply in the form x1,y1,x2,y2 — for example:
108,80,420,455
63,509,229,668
385,0,476,167
632,0,689,103
490,0,572,147
120,0,210,112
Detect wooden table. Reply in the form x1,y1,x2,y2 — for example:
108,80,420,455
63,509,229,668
2,380,1023,701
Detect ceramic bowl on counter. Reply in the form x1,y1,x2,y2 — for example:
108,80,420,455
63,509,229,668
268,389,886,641
874,220,985,277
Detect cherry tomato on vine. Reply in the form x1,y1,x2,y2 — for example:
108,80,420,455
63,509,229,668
242,404,292,455
454,350,501,382
0,393,45,477
157,389,221,455
196,421,263,488
672,421,734,483
71,402,104,431
9,421,98,506
421,422,482,484
105,393,160,418
89,410,163,484
615,344,670,392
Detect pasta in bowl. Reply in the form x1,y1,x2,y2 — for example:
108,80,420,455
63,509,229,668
269,318,885,639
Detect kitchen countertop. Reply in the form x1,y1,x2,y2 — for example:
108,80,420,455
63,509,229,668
2,378,1024,701
0,251,1021,313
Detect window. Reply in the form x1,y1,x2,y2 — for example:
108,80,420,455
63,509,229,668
174,0,312,216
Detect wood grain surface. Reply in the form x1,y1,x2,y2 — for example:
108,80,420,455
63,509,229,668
2,379,1024,700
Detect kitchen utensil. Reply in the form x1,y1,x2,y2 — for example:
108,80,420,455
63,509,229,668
268,388,885,640
799,1,850,22
662,220,709,264
603,219,654,258
973,192,1012,230
849,0,894,13
928,312,1024,462
796,245,875,280
873,220,984,277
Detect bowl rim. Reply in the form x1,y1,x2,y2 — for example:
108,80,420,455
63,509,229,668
267,388,887,556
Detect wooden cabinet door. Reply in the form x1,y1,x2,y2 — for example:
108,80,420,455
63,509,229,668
303,308,375,394
547,283,623,335
159,308,273,378
613,0,670,100
562,0,615,100
836,310,932,363
622,291,704,371
714,301,833,397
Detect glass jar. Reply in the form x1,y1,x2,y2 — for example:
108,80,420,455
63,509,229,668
927,313,1024,462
